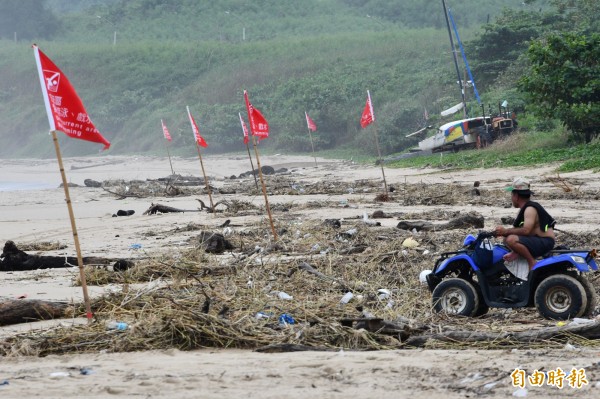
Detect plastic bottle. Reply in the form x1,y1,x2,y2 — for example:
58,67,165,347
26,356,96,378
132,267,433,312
106,321,128,331
340,292,354,304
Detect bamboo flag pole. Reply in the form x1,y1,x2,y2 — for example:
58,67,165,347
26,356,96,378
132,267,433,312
195,142,215,213
308,130,317,167
164,140,174,175
239,112,259,190
245,141,259,190
51,131,93,321
244,90,277,239
305,111,318,167
251,135,278,240
361,90,388,194
372,120,389,194
187,106,215,215
160,119,175,175
34,45,112,323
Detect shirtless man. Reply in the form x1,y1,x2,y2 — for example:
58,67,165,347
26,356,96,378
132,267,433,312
494,177,556,270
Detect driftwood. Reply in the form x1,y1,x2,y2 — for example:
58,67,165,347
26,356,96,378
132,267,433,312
294,261,353,291
397,212,484,231
102,186,143,199
0,299,71,326
1,241,134,272
196,199,232,213
404,319,600,347
143,203,200,215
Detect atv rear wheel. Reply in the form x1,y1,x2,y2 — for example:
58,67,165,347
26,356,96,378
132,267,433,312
432,278,479,317
576,275,597,317
535,275,587,320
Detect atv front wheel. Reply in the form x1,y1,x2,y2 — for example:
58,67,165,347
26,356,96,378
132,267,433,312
576,275,597,317
432,278,479,317
535,275,587,320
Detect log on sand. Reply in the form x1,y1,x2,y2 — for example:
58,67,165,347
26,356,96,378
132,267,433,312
1,241,134,272
404,319,600,347
0,299,71,326
397,211,484,231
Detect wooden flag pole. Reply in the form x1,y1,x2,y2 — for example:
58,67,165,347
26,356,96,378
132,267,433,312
195,142,215,215
372,121,389,193
164,140,175,175
308,129,318,167
51,131,93,321
245,142,259,190
251,135,278,240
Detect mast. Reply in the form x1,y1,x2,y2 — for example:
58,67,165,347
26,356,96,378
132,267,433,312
442,0,467,118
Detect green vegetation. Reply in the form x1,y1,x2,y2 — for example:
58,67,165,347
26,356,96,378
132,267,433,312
0,0,596,162
387,128,600,173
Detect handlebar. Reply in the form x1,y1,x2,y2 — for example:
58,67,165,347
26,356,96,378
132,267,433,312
477,231,497,239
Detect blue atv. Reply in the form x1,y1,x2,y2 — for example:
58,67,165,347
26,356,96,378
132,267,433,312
424,231,598,320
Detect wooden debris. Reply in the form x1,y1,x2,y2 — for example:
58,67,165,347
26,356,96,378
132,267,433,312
143,203,199,215
397,212,484,231
0,241,133,272
405,319,600,347
0,299,71,326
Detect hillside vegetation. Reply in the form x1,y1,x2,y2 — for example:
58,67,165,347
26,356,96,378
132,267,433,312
0,0,596,160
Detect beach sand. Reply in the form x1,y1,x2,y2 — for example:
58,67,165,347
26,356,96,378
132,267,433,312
1,154,600,398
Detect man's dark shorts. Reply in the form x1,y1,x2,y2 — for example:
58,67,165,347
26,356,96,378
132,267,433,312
518,236,555,258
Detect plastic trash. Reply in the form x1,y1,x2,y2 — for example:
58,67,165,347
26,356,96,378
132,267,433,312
278,291,293,300
570,318,594,326
278,313,295,326
419,270,432,284
344,228,357,236
49,372,70,377
377,289,391,300
255,311,271,319
512,387,527,397
80,368,95,375
129,243,142,250
106,321,128,331
0,380,8,386
402,237,419,248
311,243,320,251
340,292,354,304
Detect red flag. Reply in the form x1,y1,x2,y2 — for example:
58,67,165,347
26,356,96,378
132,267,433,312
33,45,110,150
360,90,375,128
161,119,172,142
239,112,249,145
243,90,269,139
186,106,208,148
305,111,317,132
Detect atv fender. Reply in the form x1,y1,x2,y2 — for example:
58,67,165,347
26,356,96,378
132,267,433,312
435,254,479,275
534,252,597,272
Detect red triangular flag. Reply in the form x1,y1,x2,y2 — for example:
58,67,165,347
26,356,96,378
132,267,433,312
161,119,172,142
360,90,375,128
186,106,208,148
305,111,317,132
243,90,269,139
33,45,110,150
239,112,249,145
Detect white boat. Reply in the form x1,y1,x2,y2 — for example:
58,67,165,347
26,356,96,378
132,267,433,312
418,117,489,152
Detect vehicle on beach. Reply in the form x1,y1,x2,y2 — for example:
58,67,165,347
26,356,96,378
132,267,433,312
421,231,598,320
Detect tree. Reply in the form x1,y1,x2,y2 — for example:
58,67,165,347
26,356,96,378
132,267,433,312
519,32,600,142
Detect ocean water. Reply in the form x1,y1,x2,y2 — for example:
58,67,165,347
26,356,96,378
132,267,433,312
0,181,56,192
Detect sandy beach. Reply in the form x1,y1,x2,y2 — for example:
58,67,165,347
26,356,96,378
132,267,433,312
1,153,600,398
